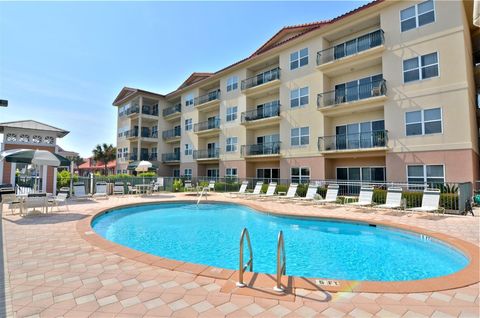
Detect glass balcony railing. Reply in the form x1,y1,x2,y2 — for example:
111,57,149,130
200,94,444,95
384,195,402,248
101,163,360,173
162,128,181,140
241,142,281,157
318,130,388,152
241,67,280,90
120,105,158,117
194,118,220,132
125,129,156,138
193,149,220,160
194,90,221,106
316,29,384,65
241,102,280,123
162,104,181,117
161,153,180,162
317,79,386,108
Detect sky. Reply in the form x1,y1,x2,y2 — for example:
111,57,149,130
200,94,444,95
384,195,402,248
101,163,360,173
0,1,369,158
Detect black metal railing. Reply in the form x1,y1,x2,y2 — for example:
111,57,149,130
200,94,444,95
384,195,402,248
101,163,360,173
142,105,158,116
163,104,181,117
127,153,137,161
162,127,181,140
317,79,386,108
241,103,280,123
161,153,180,162
318,130,388,151
241,142,281,157
193,149,220,160
316,29,384,65
125,106,140,116
149,153,158,161
194,90,221,106
125,129,155,138
241,67,280,90
194,118,220,132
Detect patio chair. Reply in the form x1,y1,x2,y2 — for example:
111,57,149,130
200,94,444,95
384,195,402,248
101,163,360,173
290,184,319,202
375,187,403,209
113,182,125,195
1,193,21,215
73,183,92,200
184,180,195,192
93,182,109,200
49,193,69,212
127,183,138,195
315,184,339,205
22,194,48,215
347,186,374,207
230,181,249,197
243,181,264,198
408,188,443,214
256,182,277,199
207,180,215,192
278,183,299,200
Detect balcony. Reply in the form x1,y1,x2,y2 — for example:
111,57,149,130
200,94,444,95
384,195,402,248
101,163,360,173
125,129,158,141
123,105,159,117
161,152,180,164
317,79,387,116
318,130,388,156
125,153,137,161
193,149,220,161
194,118,221,137
162,127,181,143
241,67,280,96
241,142,281,159
241,103,280,128
194,90,221,111
163,103,181,119
316,29,385,76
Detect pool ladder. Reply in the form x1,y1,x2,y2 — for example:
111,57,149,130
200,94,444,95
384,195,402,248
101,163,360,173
196,187,209,205
236,227,287,292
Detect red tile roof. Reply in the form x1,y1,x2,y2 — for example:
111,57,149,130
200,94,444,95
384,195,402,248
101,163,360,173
78,158,116,170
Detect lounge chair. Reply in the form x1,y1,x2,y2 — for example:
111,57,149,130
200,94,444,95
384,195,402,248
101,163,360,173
93,182,109,200
408,188,442,214
256,182,277,199
243,181,264,198
230,181,249,197
315,184,339,205
278,183,299,200
207,180,215,192
290,184,318,202
127,183,138,195
113,182,125,195
376,187,403,209
49,193,69,212
73,183,92,200
347,186,374,207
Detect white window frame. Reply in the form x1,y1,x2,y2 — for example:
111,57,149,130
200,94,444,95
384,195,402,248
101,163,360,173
290,87,309,108
290,47,309,70
225,168,238,178
290,167,310,184
185,118,193,131
403,52,439,83
226,106,238,122
400,0,435,33
184,144,193,156
226,76,239,92
226,137,238,153
405,107,443,136
406,164,445,185
290,127,310,146
185,94,194,107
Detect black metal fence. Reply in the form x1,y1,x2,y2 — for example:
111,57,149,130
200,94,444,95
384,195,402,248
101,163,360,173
318,130,388,151
241,103,280,123
317,79,387,108
241,142,281,157
194,118,220,132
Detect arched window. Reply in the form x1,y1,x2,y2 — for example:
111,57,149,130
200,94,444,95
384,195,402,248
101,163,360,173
6,133,17,142
44,136,54,144
32,135,42,144
19,134,30,143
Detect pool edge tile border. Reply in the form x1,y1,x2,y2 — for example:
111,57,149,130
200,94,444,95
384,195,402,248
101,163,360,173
76,197,480,295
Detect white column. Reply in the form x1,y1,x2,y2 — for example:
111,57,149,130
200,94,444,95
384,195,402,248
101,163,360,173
53,168,58,194
42,165,47,193
10,163,16,186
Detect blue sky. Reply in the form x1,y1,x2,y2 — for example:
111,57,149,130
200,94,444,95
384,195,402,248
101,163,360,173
0,1,368,158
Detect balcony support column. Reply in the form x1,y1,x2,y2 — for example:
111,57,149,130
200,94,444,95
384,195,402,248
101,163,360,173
137,96,143,161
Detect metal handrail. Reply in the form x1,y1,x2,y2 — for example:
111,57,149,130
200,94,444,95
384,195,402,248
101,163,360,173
163,104,181,117
236,228,253,287
241,67,280,90
274,230,286,292
317,79,387,108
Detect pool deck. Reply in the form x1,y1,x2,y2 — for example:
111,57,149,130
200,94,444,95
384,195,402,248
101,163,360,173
2,192,479,317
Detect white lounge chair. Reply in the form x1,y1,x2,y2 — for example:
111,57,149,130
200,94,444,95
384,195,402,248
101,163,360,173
278,183,299,200
73,183,92,200
256,182,277,199
127,183,138,195
347,186,374,207
243,181,264,198
230,181,249,197
184,180,195,192
291,184,318,202
93,182,109,200
315,184,339,205
376,187,403,209
207,180,215,192
49,193,69,212
113,182,125,195
22,195,48,215
408,188,442,214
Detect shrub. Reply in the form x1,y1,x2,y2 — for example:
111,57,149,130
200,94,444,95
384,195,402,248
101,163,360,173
56,170,78,190
275,184,289,194
296,184,308,197
172,179,183,192
402,191,424,208
372,188,387,204
260,183,268,194
317,187,327,198
198,181,209,188
138,172,157,177
440,193,459,210
214,182,241,192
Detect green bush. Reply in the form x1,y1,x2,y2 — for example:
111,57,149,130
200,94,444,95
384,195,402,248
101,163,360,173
275,184,289,194
198,181,209,188
214,182,241,192
296,184,308,197
317,187,327,198
260,183,268,194
440,193,459,210
372,188,387,204
402,191,424,208
138,172,157,177
56,170,78,190
172,179,183,192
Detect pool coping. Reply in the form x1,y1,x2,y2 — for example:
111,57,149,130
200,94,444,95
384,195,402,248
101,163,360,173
76,198,480,295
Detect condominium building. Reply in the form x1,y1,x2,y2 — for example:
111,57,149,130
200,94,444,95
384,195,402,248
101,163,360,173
112,0,479,184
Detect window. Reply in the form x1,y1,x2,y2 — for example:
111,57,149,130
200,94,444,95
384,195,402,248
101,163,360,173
6,133,16,142
184,144,193,156
291,127,309,146
290,48,308,70
185,94,194,107
407,164,444,186
19,134,29,143
226,106,237,122
184,168,192,179
256,168,280,181
185,118,192,131
290,87,309,108
403,52,438,83
207,169,219,179
173,169,180,178
123,147,128,158
336,167,386,182
406,107,442,136
226,76,238,92
400,0,435,32
291,167,310,184
117,148,123,159
32,135,42,143
151,126,158,137
226,168,237,178
226,137,238,152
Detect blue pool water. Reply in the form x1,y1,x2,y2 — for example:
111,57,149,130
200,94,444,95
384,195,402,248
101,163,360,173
92,203,468,281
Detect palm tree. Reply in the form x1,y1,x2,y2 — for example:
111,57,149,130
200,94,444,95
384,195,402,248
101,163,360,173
92,143,116,175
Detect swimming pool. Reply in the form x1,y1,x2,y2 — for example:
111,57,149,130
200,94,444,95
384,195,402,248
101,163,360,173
92,202,468,281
